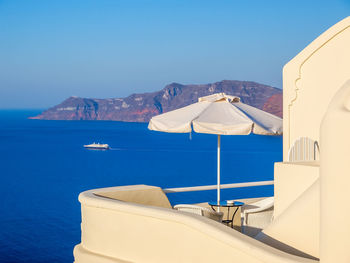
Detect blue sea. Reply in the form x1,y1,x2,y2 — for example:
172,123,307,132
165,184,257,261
0,110,282,263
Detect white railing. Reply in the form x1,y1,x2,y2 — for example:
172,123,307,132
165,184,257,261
163,180,274,193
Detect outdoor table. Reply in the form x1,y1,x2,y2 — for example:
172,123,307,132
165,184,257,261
208,201,245,228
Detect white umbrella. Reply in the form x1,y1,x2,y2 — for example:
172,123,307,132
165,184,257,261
148,93,282,205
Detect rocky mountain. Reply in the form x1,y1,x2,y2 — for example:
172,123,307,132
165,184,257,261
30,80,283,122
262,93,283,118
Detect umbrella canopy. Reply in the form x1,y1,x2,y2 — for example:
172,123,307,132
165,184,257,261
148,93,282,205
148,93,282,135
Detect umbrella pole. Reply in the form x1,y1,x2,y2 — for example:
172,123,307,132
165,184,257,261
217,134,221,211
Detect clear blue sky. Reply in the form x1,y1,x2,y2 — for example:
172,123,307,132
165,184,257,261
0,0,349,108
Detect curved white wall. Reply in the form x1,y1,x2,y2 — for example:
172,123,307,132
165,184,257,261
283,17,350,160
320,80,350,263
74,189,316,263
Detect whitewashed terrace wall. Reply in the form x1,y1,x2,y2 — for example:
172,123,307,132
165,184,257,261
283,17,350,160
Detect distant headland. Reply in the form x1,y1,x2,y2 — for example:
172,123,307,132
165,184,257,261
30,80,282,122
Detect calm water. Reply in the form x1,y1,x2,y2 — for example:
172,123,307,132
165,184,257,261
0,110,282,263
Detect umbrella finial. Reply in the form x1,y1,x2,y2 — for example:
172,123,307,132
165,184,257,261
198,93,240,103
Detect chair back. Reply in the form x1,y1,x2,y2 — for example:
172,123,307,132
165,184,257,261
174,204,203,216
288,137,320,162
174,204,223,222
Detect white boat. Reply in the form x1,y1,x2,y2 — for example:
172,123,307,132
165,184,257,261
84,143,110,150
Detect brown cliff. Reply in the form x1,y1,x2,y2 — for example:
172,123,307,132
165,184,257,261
30,80,282,122
262,93,283,118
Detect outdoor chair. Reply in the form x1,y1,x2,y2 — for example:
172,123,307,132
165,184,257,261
174,204,224,222
288,137,320,162
241,197,274,237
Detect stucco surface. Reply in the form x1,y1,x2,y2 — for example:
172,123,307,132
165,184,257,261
283,17,350,160
75,189,315,263
320,80,350,263
274,162,319,218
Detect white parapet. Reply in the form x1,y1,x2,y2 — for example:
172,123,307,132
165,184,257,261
74,185,315,263
274,162,319,218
